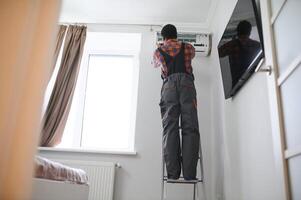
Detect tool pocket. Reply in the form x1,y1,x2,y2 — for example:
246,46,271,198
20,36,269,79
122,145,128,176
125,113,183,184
159,100,166,119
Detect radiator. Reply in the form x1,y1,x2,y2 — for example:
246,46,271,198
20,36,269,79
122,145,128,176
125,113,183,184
54,159,116,200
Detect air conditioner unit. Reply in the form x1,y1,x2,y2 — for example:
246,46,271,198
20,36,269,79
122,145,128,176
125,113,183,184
156,32,211,56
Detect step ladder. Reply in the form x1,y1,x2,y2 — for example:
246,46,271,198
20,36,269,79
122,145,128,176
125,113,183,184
161,134,204,200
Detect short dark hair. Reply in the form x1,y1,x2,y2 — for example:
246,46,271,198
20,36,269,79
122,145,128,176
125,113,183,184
161,24,177,40
237,20,252,36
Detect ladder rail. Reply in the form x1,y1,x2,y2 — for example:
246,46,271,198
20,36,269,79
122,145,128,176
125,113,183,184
161,148,204,200
199,139,204,182
161,122,204,200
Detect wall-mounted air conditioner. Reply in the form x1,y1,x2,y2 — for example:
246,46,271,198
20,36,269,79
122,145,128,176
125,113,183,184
156,32,211,57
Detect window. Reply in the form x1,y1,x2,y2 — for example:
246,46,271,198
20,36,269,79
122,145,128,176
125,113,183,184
81,55,135,150
52,32,141,152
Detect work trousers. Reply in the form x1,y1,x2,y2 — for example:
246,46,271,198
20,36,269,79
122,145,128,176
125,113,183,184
159,73,200,180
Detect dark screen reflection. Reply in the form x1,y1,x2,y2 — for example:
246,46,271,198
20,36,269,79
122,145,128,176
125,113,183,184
218,20,261,88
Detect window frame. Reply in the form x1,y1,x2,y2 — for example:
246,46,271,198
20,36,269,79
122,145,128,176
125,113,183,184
58,48,140,153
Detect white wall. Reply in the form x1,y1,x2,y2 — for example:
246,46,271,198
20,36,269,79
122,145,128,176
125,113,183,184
39,25,214,200
208,0,282,200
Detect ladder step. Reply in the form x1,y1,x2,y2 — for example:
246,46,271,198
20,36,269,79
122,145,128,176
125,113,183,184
173,156,201,159
164,178,202,184
163,175,202,179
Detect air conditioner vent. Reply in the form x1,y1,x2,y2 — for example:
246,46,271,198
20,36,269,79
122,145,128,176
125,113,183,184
156,32,211,56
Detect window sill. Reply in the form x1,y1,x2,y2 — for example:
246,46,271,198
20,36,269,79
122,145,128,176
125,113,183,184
38,147,137,156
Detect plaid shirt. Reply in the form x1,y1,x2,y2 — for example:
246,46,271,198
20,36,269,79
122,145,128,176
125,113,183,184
153,39,195,78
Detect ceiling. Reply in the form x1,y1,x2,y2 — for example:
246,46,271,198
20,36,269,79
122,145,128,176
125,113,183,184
59,0,219,29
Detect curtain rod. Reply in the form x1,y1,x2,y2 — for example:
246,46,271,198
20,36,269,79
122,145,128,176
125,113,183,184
59,22,163,27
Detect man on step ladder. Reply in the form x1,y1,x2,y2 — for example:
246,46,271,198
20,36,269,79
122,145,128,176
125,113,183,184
153,24,202,187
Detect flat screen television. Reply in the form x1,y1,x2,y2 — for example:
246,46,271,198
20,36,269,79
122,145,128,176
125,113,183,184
218,0,264,99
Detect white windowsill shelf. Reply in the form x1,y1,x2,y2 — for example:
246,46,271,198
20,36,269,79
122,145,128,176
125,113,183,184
38,147,137,156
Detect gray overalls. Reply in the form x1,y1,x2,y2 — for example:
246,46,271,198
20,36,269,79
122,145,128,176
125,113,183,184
158,43,200,180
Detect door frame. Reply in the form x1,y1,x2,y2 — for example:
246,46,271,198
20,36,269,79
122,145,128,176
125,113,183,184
259,0,290,199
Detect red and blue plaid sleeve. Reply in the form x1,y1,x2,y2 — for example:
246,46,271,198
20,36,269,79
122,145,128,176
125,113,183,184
153,49,162,68
185,43,195,59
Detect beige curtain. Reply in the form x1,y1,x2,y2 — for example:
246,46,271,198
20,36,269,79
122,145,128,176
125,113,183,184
0,0,61,199
50,25,67,77
40,25,87,147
